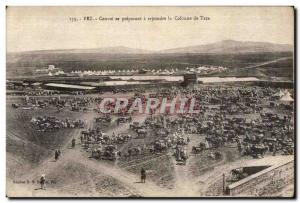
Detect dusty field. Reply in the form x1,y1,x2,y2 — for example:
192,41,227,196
7,97,87,177
125,154,175,189
6,94,294,197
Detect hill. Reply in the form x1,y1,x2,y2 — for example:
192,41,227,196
6,40,294,80
161,40,293,54
8,40,293,56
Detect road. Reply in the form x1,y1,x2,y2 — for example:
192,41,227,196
171,134,203,197
244,57,292,69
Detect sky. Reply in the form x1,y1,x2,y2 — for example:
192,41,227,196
6,6,294,52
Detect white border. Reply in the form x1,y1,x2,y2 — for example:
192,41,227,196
1,1,298,203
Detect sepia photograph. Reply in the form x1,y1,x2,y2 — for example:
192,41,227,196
6,6,295,198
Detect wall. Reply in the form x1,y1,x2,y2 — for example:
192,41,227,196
227,160,294,196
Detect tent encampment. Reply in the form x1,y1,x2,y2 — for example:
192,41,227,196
280,91,294,102
273,90,285,97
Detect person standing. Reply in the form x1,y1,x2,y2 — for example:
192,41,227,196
54,149,59,161
40,174,46,190
141,168,146,183
71,138,76,148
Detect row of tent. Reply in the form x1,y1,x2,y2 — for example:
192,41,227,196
47,66,227,77
70,69,180,75
187,66,227,73
274,89,294,102
48,70,65,76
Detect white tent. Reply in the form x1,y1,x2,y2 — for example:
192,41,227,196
280,91,294,102
274,90,285,97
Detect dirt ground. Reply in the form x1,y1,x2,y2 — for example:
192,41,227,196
6,95,294,197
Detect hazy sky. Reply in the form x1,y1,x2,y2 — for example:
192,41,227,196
7,6,294,52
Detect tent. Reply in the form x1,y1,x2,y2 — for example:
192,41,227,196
273,90,285,97
280,91,294,102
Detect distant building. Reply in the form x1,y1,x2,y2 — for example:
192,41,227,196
182,73,197,86
35,65,65,76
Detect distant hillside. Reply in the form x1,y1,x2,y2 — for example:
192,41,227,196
6,40,294,79
161,40,293,54
11,46,152,55
8,40,293,56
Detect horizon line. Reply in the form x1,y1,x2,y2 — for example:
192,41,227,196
7,39,293,54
